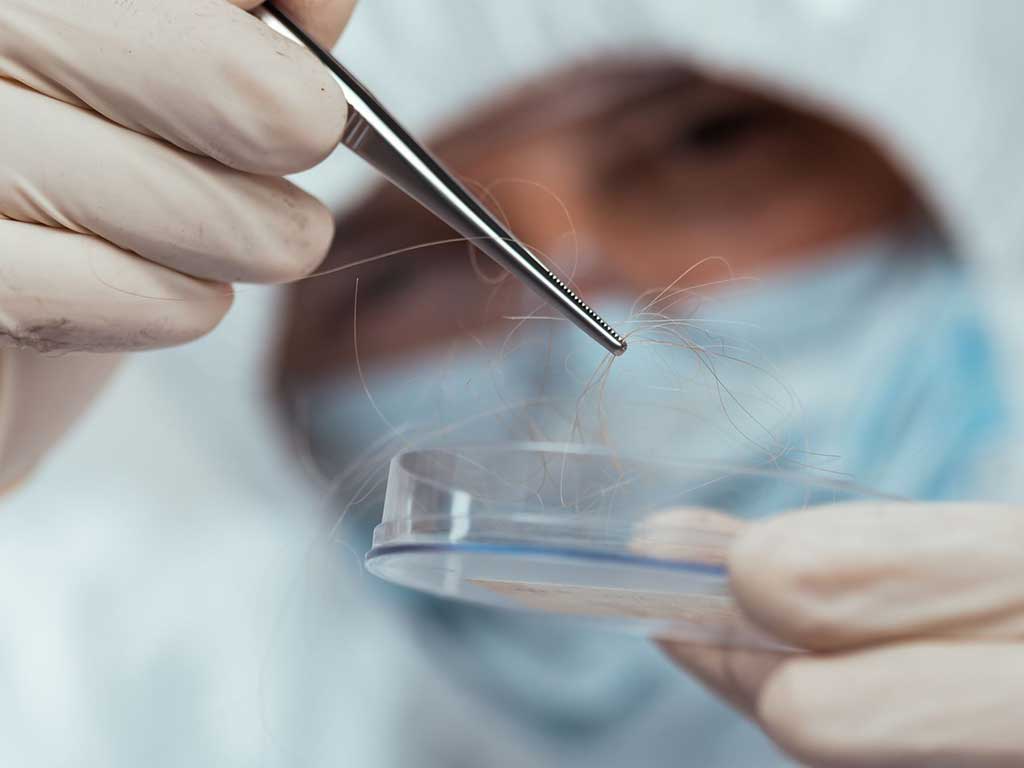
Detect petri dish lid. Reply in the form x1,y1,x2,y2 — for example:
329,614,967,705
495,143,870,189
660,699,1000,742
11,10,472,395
366,442,874,649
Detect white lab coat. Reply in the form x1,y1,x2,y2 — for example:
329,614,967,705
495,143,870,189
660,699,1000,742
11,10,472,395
4,1,1024,765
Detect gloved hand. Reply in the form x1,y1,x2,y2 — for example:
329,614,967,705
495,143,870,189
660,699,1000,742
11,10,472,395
0,0,355,487
657,502,1024,767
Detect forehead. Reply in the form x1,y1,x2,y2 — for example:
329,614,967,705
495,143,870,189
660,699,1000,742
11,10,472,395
430,61,695,151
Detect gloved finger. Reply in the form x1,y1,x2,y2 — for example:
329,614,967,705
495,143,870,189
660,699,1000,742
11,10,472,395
0,221,232,353
630,506,745,562
0,79,332,284
758,642,1024,768
631,506,787,717
658,641,788,718
235,0,358,48
1,0,347,175
0,350,122,488
635,507,789,717
728,503,1024,651
629,508,758,640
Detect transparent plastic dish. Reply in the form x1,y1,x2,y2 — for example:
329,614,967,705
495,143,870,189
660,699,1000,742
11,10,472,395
366,443,875,649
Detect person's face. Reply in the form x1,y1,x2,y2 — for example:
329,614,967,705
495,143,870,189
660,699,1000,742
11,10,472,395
278,61,917,381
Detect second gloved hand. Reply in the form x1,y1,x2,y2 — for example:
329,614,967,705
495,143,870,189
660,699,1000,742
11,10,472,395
659,502,1024,768
0,0,354,485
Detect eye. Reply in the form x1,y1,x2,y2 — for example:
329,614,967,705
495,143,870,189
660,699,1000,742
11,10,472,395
678,107,768,153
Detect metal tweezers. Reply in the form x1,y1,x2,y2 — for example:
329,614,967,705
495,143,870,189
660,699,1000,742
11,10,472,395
256,3,626,356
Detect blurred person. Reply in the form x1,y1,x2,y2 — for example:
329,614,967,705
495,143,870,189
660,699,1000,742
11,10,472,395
2,1,1024,767
275,54,1010,768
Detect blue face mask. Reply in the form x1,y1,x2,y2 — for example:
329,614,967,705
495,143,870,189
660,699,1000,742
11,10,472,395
303,226,1008,733
681,228,1008,500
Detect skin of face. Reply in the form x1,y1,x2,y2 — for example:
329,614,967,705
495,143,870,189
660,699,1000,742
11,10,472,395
275,60,918,384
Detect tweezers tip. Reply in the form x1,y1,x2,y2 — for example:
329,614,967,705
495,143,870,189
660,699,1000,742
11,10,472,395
609,337,627,357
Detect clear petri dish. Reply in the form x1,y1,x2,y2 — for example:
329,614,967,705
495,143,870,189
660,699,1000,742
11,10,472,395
366,443,877,649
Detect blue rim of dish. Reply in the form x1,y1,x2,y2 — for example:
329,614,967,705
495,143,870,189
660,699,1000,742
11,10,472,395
365,542,727,577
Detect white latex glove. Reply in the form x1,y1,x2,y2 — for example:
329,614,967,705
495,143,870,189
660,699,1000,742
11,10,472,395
656,503,1024,768
0,0,355,487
